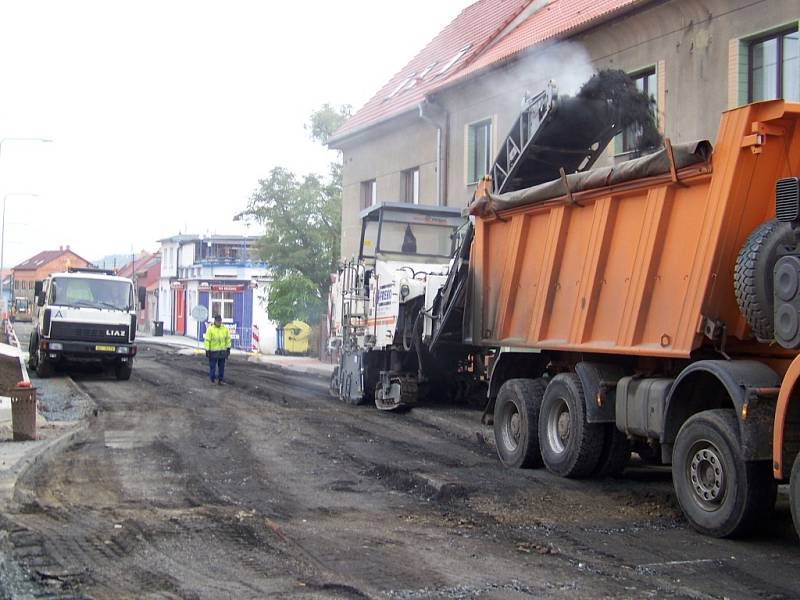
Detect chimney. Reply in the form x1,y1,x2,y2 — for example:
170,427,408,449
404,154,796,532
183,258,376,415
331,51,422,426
66,244,70,251
59,245,63,251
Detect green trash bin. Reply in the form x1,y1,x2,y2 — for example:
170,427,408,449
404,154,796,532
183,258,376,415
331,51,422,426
10,384,37,441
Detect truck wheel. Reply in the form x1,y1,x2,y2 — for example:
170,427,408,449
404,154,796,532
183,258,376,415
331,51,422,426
35,351,53,378
791,452,800,541
734,218,794,341
493,378,546,469
538,373,603,478
672,409,776,538
115,363,133,381
594,424,631,477
27,333,38,369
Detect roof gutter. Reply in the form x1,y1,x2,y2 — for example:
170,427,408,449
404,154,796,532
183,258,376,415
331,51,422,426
418,98,449,206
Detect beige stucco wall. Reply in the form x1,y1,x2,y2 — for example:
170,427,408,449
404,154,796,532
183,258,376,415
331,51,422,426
337,0,799,251
339,115,438,259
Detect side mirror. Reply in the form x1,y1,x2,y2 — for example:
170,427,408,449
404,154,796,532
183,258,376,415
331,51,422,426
137,286,147,307
34,281,45,307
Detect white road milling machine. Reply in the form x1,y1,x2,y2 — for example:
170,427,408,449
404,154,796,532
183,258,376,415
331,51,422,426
329,203,468,410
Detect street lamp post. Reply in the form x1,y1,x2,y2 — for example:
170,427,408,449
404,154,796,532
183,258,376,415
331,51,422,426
0,193,38,316
0,137,52,318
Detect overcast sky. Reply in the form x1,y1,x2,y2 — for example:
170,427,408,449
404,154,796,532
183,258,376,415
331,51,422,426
0,1,473,266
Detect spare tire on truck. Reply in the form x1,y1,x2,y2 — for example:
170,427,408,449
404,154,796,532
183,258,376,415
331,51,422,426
734,218,795,341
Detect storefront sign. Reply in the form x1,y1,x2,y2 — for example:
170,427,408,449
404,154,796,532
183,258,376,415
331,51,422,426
211,284,244,292
170,282,184,290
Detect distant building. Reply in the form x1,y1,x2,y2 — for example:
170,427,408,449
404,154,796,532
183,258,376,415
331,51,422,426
12,246,93,306
118,251,161,334
156,234,278,352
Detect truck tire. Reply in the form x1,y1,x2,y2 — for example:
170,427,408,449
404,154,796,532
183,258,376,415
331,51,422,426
672,409,776,538
791,452,800,542
35,351,53,378
734,218,794,341
538,373,603,478
27,333,38,370
115,363,133,381
493,378,546,469
594,424,631,478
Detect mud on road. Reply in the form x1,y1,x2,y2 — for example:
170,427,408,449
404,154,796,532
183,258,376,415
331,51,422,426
1,346,798,599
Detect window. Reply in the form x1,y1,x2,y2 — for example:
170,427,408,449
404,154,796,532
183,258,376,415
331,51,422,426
749,27,799,102
621,68,657,153
210,291,234,321
467,119,492,184
360,179,377,210
437,45,471,77
401,167,420,204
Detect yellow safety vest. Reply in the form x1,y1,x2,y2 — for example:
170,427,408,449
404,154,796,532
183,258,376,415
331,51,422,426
204,324,231,352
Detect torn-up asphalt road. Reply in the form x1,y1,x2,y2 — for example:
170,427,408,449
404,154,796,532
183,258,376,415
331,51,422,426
1,345,798,599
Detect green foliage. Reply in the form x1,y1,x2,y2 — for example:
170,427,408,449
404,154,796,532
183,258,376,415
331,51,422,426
306,103,352,145
266,273,320,326
238,104,350,325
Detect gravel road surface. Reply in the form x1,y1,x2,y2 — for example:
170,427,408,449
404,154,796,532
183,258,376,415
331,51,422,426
0,332,797,599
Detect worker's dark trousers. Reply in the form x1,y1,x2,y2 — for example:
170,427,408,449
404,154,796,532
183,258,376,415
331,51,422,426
208,356,226,382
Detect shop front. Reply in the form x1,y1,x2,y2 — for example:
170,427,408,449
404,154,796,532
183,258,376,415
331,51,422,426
196,282,255,350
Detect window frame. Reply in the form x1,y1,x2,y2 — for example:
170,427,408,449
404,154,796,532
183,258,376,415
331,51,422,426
360,179,377,210
401,167,420,204
621,67,657,154
747,25,799,102
466,118,493,185
210,291,234,322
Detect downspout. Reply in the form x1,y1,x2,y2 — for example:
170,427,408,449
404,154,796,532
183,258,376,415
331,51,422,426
418,98,449,206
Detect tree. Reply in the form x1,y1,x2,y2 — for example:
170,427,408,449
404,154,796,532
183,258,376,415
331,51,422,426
265,273,320,326
237,104,350,326
305,103,351,145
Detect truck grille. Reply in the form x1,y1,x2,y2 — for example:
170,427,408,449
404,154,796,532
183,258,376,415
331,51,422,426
776,177,800,222
49,321,130,343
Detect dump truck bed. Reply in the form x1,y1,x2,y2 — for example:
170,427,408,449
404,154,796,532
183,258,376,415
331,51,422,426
466,100,800,359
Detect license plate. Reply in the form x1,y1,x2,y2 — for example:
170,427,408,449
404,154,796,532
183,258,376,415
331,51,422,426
95,345,115,352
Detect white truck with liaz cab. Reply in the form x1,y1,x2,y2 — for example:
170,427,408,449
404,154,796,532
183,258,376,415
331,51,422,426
29,268,138,379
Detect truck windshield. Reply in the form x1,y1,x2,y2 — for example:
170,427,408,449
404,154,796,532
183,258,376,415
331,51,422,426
378,221,458,258
50,278,133,311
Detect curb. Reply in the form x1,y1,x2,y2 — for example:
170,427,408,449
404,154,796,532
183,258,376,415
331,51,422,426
0,420,91,511
5,321,29,384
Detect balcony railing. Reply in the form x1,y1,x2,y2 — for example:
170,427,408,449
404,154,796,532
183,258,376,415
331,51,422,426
196,258,269,268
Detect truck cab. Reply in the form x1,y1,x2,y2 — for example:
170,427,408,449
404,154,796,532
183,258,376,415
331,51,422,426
29,268,138,380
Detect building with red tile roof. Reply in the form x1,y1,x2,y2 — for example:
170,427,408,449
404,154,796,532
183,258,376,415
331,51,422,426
11,246,94,308
330,0,799,259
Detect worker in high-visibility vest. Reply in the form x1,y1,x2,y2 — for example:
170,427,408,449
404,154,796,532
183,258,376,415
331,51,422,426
204,314,231,384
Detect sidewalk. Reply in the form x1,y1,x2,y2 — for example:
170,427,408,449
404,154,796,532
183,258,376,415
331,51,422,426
138,334,335,379
0,325,93,510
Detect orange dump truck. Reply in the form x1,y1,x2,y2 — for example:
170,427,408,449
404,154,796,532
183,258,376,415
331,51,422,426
467,99,800,538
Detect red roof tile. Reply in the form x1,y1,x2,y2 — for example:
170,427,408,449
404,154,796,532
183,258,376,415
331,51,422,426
13,249,92,271
449,0,643,81
330,0,644,142
330,0,533,142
